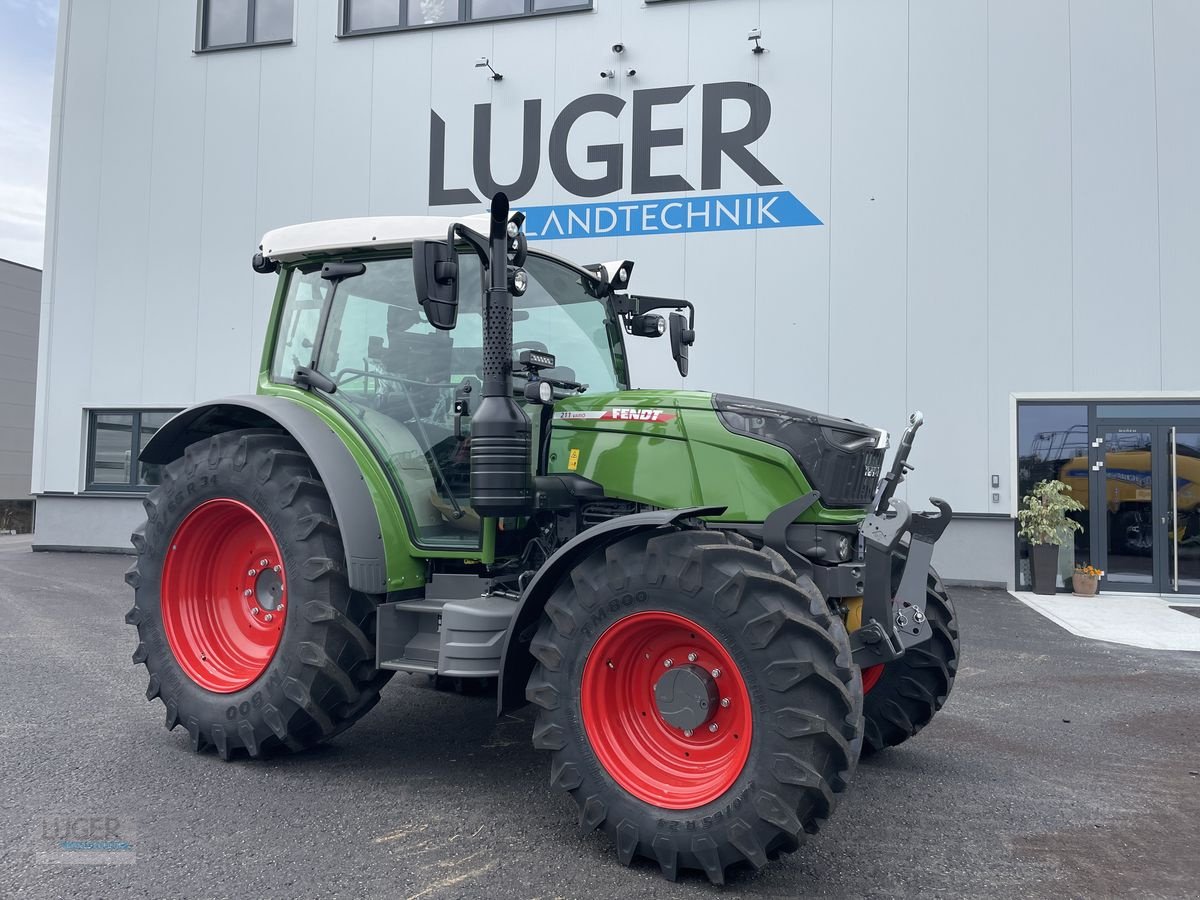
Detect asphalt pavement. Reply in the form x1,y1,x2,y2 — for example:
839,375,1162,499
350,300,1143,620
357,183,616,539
0,543,1197,899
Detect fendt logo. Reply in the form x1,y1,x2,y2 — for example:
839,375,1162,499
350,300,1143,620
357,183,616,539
429,82,822,240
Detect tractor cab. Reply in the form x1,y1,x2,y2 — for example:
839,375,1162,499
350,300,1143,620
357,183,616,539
256,205,694,549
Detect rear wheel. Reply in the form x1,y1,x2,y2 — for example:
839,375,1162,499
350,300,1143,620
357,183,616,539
526,529,862,883
124,430,392,759
861,571,958,754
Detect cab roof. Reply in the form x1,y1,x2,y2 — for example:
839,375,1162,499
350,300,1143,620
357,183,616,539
259,214,492,263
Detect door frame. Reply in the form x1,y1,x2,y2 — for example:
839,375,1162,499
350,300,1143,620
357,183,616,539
1011,394,1200,595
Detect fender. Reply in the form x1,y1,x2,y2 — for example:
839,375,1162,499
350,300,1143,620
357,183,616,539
496,505,725,715
140,394,388,594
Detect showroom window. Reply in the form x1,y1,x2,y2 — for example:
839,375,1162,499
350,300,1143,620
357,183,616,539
86,410,181,492
340,0,591,35
1015,402,1089,588
197,0,294,51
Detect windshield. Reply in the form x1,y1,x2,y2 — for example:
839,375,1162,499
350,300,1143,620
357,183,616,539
270,250,626,548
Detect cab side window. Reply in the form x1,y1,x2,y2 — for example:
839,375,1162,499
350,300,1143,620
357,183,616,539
271,269,325,382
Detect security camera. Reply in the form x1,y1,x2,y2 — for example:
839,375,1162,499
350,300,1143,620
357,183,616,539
600,69,615,79
747,28,761,41
612,42,625,54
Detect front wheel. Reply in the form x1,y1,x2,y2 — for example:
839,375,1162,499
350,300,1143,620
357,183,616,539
124,430,391,759
526,529,862,884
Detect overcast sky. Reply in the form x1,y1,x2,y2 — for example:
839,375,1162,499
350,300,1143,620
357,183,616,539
0,0,58,269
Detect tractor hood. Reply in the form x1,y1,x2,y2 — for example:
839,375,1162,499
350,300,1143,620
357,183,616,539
547,390,886,522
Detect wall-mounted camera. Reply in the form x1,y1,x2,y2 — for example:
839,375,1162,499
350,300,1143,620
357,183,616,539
612,42,625,54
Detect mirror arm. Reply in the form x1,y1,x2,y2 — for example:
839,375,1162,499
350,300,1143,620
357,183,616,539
449,223,491,269
615,293,696,331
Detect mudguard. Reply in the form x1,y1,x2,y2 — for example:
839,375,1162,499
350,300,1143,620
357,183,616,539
140,395,388,594
496,505,725,715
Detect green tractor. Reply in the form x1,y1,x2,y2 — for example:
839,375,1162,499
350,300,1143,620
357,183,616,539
126,193,958,883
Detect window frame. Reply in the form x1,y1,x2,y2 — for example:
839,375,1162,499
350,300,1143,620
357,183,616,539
84,409,183,494
338,0,593,38
195,0,295,53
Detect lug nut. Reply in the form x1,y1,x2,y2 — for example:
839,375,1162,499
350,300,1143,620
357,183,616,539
251,607,260,616
683,729,693,737
277,604,285,612
260,559,269,567
264,613,274,623
721,697,730,708
247,569,257,577
687,652,698,662
711,668,722,678
709,723,719,733
273,565,281,573
243,589,253,598
663,659,673,668
914,610,927,624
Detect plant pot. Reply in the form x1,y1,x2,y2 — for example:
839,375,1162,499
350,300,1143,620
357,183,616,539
1030,543,1060,595
1072,573,1100,596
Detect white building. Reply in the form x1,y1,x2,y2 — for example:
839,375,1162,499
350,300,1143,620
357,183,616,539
32,0,1200,591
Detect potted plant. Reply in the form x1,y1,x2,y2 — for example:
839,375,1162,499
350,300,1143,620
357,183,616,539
1072,564,1103,596
1017,479,1084,595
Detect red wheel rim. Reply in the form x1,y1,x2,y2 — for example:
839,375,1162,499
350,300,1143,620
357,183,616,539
580,611,753,809
862,664,884,693
160,499,287,693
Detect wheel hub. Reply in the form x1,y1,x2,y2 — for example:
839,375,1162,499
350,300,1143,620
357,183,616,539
654,664,719,732
252,563,284,612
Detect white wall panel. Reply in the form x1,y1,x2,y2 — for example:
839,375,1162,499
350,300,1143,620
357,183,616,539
194,52,262,398
827,0,909,437
1070,0,1160,392
310,25,374,220
38,0,110,492
369,29,434,217
754,0,832,413
1153,0,1200,391
89,1,159,404
905,0,989,512
986,0,1073,510
141,2,209,406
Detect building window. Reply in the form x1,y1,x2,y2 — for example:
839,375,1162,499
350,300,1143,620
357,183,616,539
197,0,294,51
340,0,591,35
1015,403,1089,588
86,410,181,492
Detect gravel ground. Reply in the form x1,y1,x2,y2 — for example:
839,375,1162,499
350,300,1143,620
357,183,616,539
0,543,1197,899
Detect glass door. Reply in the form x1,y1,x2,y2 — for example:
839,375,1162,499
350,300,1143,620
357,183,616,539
1094,428,1157,588
1169,430,1200,592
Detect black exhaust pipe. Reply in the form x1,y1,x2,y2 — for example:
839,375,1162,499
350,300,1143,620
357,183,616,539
469,192,533,517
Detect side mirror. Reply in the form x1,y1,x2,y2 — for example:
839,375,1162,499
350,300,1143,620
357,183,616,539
669,311,695,377
412,239,460,331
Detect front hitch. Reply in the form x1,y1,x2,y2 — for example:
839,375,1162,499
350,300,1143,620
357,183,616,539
758,409,953,666
852,496,952,665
